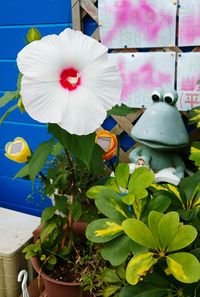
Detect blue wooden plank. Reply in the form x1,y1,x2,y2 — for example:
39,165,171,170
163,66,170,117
0,24,72,59
0,176,51,216
0,0,72,25
0,91,46,124
0,61,18,90
0,121,50,150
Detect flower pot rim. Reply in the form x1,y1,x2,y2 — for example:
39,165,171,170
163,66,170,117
31,256,82,286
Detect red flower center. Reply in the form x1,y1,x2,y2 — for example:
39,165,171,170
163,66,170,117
60,68,81,91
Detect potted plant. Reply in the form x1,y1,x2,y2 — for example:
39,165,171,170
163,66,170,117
0,27,132,297
86,160,200,297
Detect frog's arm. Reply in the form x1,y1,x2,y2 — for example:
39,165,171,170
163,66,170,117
172,155,185,179
129,146,143,163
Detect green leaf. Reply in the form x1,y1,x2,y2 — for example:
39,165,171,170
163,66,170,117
166,253,200,283
40,222,57,242
121,193,135,205
13,164,30,179
180,171,200,206
115,163,130,189
17,73,23,90
51,143,63,156
41,206,55,223
86,218,123,243
107,104,137,116
122,218,156,249
0,91,19,108
126,253,158,285
167,225,197,252
86,185,108,199
103,285,121,297
130,240,149,254
158,211,180,250
48,124,104,173
71,200,82,221
95,188,130,221
0,103,18,124
101,234,131,266
190,142,200,167
29,140,53,181
148,211,164,249
54,196,68,214
48,255,57,265
120,285,167,297
101,269,120,283
128,167,154,200
144,193,171,215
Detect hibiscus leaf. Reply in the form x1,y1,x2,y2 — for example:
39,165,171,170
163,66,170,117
13,164,30,179
29,140,54,181
48,124,104,173
0,104,18,124
107,104,137,116
0,91,19,108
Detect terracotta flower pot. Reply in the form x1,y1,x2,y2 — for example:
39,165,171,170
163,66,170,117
31,256,83,297
31,222,88,297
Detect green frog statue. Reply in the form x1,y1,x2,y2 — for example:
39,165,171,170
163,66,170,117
129,90,189,185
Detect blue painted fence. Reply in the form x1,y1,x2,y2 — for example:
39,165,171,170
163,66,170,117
0,0,72,216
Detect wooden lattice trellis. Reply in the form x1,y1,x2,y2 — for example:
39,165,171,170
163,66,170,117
72,0,200,163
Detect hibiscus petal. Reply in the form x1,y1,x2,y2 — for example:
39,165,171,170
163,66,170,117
81,60,122,109
17,34,64,81
20,76,69,123
59,86,107,135
59,28,108,71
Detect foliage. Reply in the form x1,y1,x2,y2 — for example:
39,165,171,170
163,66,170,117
86,161,200,296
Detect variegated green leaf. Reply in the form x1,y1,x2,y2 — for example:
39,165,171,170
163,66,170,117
103,285,120,297
95,188,130,221
190,142,200,167
86,218,123,243
86,185,108,199
123,218,156,249
126,253,158,285
166,253,200,283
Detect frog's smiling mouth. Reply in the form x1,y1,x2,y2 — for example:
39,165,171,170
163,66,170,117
133,137,187,149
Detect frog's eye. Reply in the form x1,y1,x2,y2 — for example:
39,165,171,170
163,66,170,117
151,90,162,102
163,91,178,105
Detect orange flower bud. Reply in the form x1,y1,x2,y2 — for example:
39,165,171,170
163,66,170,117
95,130,118,160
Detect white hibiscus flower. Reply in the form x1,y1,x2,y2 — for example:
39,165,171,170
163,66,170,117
17,28,122,135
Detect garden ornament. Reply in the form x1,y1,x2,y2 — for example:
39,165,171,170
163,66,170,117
5,137,31,163
129,89,189,184
18,270,30,297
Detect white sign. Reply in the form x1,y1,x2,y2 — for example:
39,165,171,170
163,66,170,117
108,52,176,107
179,0,200,46
177,53,200,110
98,0,177,48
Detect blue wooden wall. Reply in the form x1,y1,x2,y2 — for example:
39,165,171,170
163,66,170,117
0,0,72,216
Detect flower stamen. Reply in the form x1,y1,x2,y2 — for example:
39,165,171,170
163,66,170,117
60,68,81,91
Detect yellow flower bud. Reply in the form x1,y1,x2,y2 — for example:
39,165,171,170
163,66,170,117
27,28,41,43
5,137,31,163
